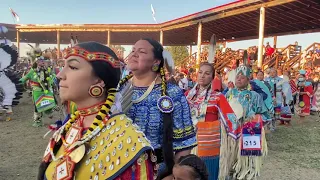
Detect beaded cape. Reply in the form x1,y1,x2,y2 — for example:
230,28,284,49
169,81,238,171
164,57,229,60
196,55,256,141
44,113,154,180
126,83,197,151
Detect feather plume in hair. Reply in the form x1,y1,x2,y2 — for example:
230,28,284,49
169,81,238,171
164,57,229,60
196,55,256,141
162,49,175,76
208,34,216,64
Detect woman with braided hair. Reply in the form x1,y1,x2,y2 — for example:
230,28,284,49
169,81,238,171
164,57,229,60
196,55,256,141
119,39,197,179
38,42,156,180
173,154,209,180
186,63,237,180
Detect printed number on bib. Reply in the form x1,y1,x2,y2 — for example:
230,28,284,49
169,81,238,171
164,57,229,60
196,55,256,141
242,135,261,149
41,100,50,106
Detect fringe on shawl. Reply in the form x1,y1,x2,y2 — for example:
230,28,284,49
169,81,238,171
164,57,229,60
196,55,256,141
218,125,268,180
232,127,268,180
218,123,238,180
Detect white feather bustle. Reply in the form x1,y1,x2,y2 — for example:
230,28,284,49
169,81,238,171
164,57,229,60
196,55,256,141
0,48,11,71
0,73,18,106
162,49,175,75
208,34,217,64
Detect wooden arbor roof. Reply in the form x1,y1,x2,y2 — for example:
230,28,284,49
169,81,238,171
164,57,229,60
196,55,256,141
2,0,320,46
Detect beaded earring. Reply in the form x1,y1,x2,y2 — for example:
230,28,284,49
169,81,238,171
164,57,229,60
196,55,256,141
152,64,159,72
89,85,104,98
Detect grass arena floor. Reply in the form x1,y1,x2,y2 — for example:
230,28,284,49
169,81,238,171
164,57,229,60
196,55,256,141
0,93,319,180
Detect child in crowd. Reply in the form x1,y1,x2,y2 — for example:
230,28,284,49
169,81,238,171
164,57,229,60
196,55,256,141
173,154,209,180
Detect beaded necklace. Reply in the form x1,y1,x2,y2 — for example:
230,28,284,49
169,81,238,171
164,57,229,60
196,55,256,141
48,88,117,162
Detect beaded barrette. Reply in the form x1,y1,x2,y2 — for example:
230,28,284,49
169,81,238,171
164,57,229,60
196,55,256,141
63,47,120,68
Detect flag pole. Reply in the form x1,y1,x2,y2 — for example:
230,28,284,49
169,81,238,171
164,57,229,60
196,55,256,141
9,8,17,24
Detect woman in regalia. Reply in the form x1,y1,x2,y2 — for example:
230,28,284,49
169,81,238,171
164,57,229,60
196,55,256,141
264,68,293,126
119,39,196,179
186,62,237,180
296,70,313,119
224,65,269,180
38,42,156,180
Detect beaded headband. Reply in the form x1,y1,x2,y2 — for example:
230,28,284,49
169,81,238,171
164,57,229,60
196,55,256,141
63,47,120,68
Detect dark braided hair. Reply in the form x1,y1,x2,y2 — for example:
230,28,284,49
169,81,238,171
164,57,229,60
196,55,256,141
118,38,174,179
177,154,209,180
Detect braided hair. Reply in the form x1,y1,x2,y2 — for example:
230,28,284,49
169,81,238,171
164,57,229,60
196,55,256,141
118,38,174,179
176,154,209,180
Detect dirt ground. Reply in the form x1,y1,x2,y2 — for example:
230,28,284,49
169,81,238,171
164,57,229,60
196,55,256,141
0,94,320,180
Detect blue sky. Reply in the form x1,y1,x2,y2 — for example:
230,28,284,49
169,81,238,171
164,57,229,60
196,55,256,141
1,0,320,57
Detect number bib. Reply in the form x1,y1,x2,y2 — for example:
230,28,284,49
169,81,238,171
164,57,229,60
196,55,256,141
34,91,56,112
240,117,263,156
242,134,261,149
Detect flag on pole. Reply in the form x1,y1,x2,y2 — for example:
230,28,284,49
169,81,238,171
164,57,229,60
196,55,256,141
151,4,158,23
9,7,20,22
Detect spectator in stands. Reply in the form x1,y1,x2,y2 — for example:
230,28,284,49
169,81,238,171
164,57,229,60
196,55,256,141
168,72,184,86
179,70,189,92
266,42,275,59
313,50,320,68
306,50,314,67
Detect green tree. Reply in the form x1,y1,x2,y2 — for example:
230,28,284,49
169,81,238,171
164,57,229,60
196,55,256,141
165,46,189,66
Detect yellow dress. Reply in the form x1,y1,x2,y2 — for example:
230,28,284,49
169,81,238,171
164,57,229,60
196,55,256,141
43,113,156,180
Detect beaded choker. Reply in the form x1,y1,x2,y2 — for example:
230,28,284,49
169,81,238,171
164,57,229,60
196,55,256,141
63,47,120,68
77,102,105,116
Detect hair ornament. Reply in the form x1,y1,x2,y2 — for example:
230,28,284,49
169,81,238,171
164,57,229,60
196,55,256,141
162,49,175,76
208,34,217,64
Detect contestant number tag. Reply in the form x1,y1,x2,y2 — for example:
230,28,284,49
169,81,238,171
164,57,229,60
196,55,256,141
41,100,50,106
242,135,261,149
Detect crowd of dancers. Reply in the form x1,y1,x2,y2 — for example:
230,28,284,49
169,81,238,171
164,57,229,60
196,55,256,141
1,26,320,180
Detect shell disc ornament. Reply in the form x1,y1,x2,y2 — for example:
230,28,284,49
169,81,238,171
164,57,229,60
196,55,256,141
157,96,174,113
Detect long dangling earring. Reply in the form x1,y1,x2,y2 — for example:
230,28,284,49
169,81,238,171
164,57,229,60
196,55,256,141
89,85,104,98
152,64,159,72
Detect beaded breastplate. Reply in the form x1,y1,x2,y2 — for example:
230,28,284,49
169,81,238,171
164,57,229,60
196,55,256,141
45,113,153,180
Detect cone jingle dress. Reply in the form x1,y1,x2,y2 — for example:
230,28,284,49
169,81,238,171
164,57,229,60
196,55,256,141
186,85,237,180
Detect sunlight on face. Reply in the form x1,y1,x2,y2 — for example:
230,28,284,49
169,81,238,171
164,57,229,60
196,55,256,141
57,56,98,102
257,71,264,81
127,40,159,74
197,65,213,87
235,74,249,89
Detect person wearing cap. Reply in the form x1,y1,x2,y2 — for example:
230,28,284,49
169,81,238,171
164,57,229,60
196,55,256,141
296,69,313,121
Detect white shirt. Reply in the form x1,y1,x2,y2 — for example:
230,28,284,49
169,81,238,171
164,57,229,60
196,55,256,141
179,77,188,90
